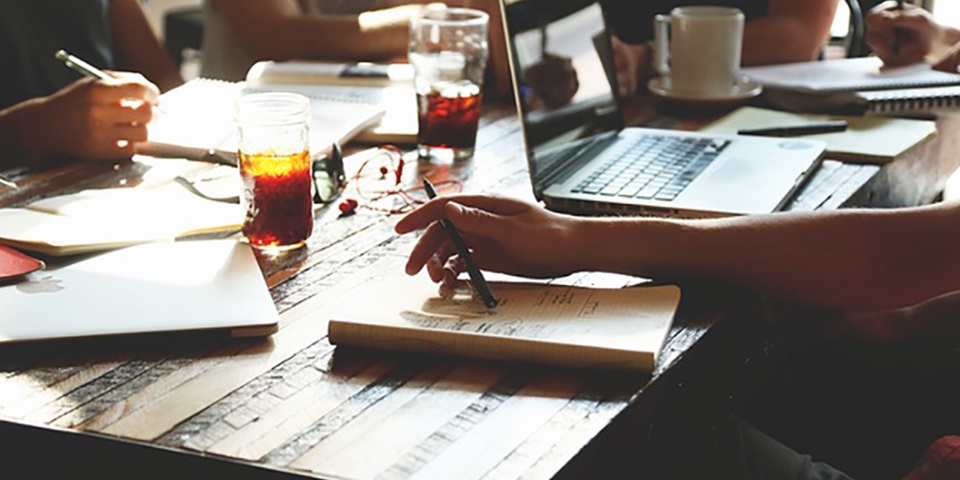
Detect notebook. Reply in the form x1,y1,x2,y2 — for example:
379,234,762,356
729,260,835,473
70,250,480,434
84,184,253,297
140,78,386,163
328,273,680,372
245,60,419,144
741,56,960,93
701,107,938,164
859,85,960,115
0,178,242,256
0,240,278,344
502,0,825,217
0,245,43,282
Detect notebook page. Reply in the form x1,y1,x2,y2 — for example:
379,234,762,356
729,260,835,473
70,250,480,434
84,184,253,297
329,273,681,369
742,57,960,93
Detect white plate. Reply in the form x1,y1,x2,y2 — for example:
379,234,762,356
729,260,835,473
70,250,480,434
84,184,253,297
648,77,763,104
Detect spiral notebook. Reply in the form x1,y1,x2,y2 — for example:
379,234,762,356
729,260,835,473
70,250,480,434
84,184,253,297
141,78,385,163
860,85,960,114
741,57,960,93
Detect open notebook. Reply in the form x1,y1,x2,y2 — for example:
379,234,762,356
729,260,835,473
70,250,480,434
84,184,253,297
0,240,278,344
328,273,681,372
140,78,386,162
245,60,419,144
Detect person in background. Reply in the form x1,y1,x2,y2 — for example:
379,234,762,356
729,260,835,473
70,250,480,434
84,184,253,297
0,0,182,167
866,1,960,72
201,0,511,95
607,0,840,97
394,193,960,478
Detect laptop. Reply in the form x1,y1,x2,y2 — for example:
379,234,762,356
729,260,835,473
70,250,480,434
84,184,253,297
501,0,825,217
0,240,279,344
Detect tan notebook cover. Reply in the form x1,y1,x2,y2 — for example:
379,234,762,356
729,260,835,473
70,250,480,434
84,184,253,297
328,273,681,372
701,106,937,164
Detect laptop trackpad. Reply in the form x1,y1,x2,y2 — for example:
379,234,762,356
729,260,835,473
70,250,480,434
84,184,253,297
686,156,801,214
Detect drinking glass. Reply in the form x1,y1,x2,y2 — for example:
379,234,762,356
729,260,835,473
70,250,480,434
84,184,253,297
236,92,314,250
409,7,489,162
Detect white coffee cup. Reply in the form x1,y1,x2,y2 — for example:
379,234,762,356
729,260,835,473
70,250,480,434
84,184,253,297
653,6,744,97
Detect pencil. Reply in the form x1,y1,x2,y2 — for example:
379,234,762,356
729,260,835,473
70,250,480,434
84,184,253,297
422,179,499,308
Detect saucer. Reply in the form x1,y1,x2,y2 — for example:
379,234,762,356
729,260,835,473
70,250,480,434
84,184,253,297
647,77,763,105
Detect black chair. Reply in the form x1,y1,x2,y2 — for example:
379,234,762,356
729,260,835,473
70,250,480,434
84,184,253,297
164,5,204,67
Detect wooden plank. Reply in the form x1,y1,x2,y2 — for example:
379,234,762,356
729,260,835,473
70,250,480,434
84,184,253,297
392,374,585,480
290,364,505,479
203,359,397,460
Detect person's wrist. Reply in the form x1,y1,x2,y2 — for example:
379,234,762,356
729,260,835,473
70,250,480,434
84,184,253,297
0,97,54,164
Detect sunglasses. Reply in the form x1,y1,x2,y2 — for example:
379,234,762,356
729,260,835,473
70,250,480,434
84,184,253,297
175,143,345,205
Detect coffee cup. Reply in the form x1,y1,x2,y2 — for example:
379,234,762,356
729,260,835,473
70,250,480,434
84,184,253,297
653,6,744,97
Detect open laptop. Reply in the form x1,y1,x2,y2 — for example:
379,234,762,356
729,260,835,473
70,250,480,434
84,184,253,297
502,0,825,217
0,240,279,344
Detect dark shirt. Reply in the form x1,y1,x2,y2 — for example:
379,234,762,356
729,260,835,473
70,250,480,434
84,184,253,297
0,0,113,110
602,0,770,44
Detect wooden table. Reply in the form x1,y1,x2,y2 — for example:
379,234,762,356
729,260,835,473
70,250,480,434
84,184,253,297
0,100,957,479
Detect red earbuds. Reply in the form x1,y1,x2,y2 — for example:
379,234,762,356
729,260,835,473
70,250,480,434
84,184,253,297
339,198,359,215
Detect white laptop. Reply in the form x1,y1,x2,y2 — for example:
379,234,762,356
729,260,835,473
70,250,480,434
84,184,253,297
0,240,279,344
502,0,825,217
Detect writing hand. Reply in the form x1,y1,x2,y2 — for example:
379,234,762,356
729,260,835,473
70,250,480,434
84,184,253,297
395,195,585,288
865,2,939,67
28,73,160,161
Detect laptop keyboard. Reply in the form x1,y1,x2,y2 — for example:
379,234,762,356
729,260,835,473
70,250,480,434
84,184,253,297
571,135,730,201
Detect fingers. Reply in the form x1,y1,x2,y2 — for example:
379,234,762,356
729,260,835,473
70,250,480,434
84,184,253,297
934,51,960,73
405,221,450,275
395,194,529,234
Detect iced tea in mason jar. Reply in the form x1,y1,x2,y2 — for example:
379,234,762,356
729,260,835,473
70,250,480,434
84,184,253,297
236,92,313,250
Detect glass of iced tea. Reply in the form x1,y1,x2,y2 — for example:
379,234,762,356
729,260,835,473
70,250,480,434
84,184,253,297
409,7,488,162
235,92,314,251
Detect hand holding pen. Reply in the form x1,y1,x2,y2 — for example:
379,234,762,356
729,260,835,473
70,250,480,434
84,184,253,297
421,179,499,308
865,2,941,67
41,50,161,160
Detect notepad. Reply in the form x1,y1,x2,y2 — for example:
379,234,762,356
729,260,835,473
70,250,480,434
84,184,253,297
328,273,681,372
0,180,242,256
245,60,419,144
140,77,386,162
701,107,937,163
741,57,960,93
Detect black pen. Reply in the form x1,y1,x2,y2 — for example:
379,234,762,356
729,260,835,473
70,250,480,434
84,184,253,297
738,121,848,137
422,179,499,309
893,0,905,55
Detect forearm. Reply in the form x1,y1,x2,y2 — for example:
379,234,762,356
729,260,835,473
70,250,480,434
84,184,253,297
232,13,408,62
573,205,960,310
0,99,50,168
741,19,827,65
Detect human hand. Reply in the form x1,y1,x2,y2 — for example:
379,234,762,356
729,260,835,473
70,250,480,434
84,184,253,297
523,52,579,109
612,36,651,98
395,195,585,287
32,73,159,161
865,2,942,67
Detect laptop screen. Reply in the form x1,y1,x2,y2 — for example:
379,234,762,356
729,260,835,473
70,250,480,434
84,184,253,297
503,0,624,188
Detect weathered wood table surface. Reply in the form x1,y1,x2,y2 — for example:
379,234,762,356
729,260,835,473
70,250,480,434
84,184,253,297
0,99,957,479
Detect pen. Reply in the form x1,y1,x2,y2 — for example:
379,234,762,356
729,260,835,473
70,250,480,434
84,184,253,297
55,49,165,115
0,175,18,189
738,121,848,137
55,49,112,81
892,0,905,55
422,179,499,309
